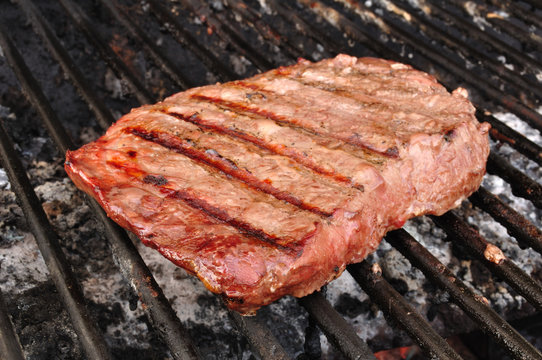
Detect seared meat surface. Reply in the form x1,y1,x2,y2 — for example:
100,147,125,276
65,55,490,314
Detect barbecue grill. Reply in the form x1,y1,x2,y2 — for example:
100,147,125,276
0,0,541,359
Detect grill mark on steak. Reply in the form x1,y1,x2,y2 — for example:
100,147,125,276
129,126,332,217
162,189,293,251
162,109,357,186
105,147,297,251
190,91,399,159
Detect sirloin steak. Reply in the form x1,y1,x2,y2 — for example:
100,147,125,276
65,54,490,314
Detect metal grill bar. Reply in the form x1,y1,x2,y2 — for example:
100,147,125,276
222,0,305,60
181,0,274,71
487,152,542,209
487,0,542,28
431,212,542,312
229,311,291,360
385,0,542,102
485,12,542,50
146,0,238,82
470,187,542,255
298,292,376,360
57,0,154,104
347,261,462,360
100,0,194,91
0,118,112,360
0,20,200,360
425,0,542,74
265,0,345,57
16,0,115,130
477,110,542,167
0,288,26,360
387,229,542,360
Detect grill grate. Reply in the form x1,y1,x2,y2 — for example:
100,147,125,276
0,0,541,359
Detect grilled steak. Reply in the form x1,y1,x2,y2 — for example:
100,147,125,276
65,55,490,314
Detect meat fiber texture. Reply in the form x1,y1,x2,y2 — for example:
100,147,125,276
65,55,490,314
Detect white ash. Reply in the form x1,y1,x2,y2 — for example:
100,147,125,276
34,178,75,204
0,168,10,190
0,233,50,296
229,54,250,76
493,110,542,145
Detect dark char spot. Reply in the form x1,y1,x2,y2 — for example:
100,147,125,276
143,174,168,186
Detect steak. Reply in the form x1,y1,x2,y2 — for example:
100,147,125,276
65,54,490,314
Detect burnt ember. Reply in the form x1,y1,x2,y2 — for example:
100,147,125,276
0,0,541,359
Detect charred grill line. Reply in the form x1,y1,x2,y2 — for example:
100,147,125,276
0,120,113,360
159,186,294,251
164,110,356,187
386,229,542,360
298,291,377,360
129,127,333,217
470,187,542,255
0,22,201,360
348,261,463,360
57,0,154,105
191,91,398,158
431,212,542,312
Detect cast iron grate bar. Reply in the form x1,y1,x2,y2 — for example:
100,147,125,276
266,0,347,56
348,261,462,360
146,0,238,82
16,0,115,130
298,292,376,360
57,0,154,104
431,212,542,312
0,120,113,360
487,0,542,29
425,0,542,74
470,187,542,255
446,0,542,51
0,22,200,360
487,152,542,209
0,288,26,360
222,0,306,60
476,110,542,167
229,311,291,360
483,10,542,50
100,0,194,91
181,0,275,71
384,0,542,102
386,229,542,360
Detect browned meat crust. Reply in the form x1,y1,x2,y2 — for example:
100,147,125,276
65,55,490,314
